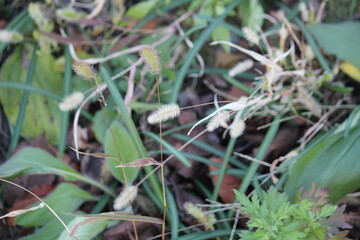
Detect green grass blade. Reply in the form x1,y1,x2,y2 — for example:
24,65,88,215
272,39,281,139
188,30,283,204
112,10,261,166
173,229,241,240
171,133,247,170
238,115,281,194
170,0,244,103
0,82,62,101
0,9,31,54
100,67,163,204
166,187,179,238
7,44,38,157
223,75,253,94
134,0,193,30
148,150,221,168
143,131,191,167
58,46,71,156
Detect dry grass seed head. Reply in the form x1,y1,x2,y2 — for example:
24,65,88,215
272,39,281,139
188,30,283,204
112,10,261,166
242,27,260,45
184,202,216,230
207,111,230,132
297,87,322,117
0,30,23,43
113,186,138,211
147,104,181,124
59,92,84,111
72,62,95,81
230,117,246,138
140,46,161,75
228,59,254,77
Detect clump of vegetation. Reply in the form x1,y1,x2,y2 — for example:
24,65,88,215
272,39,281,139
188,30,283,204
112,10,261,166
235,186,351,240
0,0,359,239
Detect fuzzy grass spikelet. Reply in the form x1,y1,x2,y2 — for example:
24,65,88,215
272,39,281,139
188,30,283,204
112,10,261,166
184,202,216,230
207,111,230,132
0,30,23,43
113,186,138,211
228,59,254,77
59,92,84,111
230,118,245,138
298,88,322,117
299,2,309,22
147,104,180,124
140,46,161,74
72,62,94,81
242,27,260,45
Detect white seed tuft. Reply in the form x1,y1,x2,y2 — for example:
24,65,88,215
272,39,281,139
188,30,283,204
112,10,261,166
242,27,260,45
230,118,246,138
228,59,254,77
147,104,180,124
0,30,23,43
207,111,230,132
113,186,138,211
299,2,309,22
304,45,314,61
297,87,322,117
59,92,84,112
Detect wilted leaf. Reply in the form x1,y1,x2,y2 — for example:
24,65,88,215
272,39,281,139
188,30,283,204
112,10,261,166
310,22,360,68
16,183,97,227
0,45,62,144
285,112,360,203
66,212,163,224
116,158,161,168
69,146,112,158
0,202,45,220
104,121,140,184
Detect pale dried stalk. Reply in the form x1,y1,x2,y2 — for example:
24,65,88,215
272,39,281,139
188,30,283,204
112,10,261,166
175,22,205,78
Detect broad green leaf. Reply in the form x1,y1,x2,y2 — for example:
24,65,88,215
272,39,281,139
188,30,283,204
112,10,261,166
0,44,62,144
310,22,360,68
0,147,78,180
104,121,140,184
238,0,264,30
56,7,87,21
92,109,119,143
16,183,97,227
20,215,75,240
211,26,231,52
58,216,114,240
29,3,54,32
285,121,360,203
125,0,156,20
0,147,113,195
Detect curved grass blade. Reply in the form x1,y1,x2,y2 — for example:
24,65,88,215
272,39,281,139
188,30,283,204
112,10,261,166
58,46,71,156
7,44,37,157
